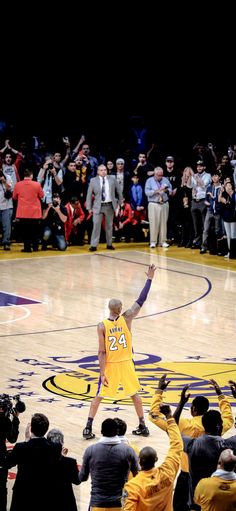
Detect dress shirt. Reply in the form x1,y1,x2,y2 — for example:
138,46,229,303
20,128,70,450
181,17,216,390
99,175,111,203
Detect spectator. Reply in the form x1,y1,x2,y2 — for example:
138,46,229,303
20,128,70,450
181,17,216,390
164,155,181,244
13,169,44,252
42,193,67,250
0,167,13,251
200,172,222,254
6,413,60,511
122,404,183,511
149,375,234,511
188,160,211,249
182,410,236,510
0,395,20,511
145,167,172,248
79,418,139,509
47,428,80,511
65,196,85,245
86,164,123,251
218,180,236,258
194,448,236,511
37,157,63,205
0,140,21,186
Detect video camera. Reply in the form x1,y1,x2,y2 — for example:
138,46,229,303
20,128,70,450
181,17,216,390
0,394,26,417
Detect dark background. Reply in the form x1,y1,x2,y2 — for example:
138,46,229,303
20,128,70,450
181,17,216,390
1,5,234,154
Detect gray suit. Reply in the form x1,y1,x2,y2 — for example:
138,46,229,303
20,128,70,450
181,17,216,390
86,175,123,247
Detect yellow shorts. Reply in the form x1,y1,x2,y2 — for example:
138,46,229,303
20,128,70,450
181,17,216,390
98,359,141,399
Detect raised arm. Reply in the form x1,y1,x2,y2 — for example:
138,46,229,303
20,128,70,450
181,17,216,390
149,374,171,431
210,379,234,433
173,385,191,425
123,264,156,325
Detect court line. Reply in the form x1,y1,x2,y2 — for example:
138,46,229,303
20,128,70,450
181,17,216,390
133,249,236,274
0,305,31,324
0,254,211,337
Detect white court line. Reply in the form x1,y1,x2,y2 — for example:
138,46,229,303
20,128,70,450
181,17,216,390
0,305,31,324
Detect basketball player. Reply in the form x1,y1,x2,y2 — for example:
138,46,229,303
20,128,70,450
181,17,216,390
83,263,156,439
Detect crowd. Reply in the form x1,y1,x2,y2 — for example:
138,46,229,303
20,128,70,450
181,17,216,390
1,378,236,510
0,136,236,258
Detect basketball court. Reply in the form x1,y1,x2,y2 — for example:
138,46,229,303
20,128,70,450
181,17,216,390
1,244,236,510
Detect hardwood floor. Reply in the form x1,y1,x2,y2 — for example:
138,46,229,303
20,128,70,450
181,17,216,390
1,242,236,510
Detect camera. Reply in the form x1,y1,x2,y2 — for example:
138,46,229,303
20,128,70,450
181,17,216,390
52,200,58,207
0,394,26,417
47,163,54,170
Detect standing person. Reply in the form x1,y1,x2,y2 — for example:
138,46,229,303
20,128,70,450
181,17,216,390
86,164,123,251
122,404,183,511
5,413,60,511
13,169,44,252
0,167,13,251
189,160,211,249
46,428,80,511
145,167,172,248
79,418,139,509
149,375,234,511
83,264,156,439
0,396,20,511
194,449,236,511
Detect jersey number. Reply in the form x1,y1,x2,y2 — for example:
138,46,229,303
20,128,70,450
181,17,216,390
108,333,127,351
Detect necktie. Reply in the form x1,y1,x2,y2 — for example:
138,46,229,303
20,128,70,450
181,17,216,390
101,177,106,202
213,186,216,213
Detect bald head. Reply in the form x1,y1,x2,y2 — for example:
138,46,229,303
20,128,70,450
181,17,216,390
108,299,122,315
218,449,236,472
139,446,157,470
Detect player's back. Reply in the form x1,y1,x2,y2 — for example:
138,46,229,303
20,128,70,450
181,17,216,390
103,316,132,363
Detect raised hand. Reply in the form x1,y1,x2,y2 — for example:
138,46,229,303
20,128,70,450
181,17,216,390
146,264,156,279
180,385,191,405
209,379,222,396
229,380,236,399
158,373,171,391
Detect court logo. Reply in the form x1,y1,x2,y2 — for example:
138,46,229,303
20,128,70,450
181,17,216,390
42,353,236,407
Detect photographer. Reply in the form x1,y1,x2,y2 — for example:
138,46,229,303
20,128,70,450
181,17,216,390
42,193,67,250
0,168,13,251
0,395,20,511
37,157,63,204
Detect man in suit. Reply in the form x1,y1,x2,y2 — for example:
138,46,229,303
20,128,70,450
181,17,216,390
5,413,60,511
86,164,123,251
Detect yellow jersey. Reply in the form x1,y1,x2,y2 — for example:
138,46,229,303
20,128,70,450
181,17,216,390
103,315,132,363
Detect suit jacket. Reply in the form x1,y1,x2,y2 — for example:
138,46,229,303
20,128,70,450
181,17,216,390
86,175,123,214
54,455,80,511
6,437,61,511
